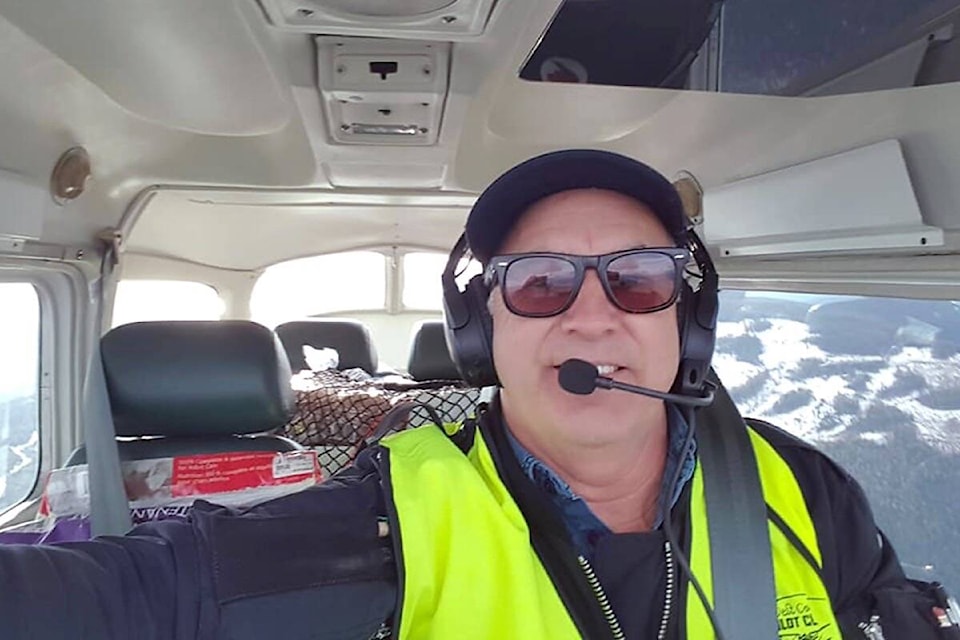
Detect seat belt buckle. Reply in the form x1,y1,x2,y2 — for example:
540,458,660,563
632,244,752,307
931,583,960,639
859,614,886,640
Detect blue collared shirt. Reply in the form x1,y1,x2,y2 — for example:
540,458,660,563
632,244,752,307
506,404,695,557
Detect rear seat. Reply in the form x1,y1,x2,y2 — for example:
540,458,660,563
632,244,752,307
275,319,378,375
407,320,461,381
3,321,316,543
66,320,301,465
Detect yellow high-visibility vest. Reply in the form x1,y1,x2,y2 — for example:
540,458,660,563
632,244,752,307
382,423,840,639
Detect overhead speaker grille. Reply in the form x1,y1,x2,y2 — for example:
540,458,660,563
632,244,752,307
317,0,457,17
260,0,494,39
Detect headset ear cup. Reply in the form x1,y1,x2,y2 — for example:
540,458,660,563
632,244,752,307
674,278,718,396
673,282,692,392
676,282,690,338
443,275,498,387
466,276,497,385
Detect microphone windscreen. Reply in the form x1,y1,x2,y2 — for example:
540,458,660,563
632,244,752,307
558,359,599,395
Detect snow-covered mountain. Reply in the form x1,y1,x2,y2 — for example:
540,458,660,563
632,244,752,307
718,318,960,452
714,293,960,594
0,395,39,513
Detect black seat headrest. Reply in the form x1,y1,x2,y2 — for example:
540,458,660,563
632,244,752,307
275,319,378,374
407,320,461,381
101,321,295,438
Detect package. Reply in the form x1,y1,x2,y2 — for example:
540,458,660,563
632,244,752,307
0,450,323,545
39,450,323,522
279,369,482,474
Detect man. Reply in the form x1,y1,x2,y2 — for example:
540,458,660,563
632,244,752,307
0,149,947,639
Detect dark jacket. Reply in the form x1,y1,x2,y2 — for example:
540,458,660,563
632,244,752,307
0,404,945,639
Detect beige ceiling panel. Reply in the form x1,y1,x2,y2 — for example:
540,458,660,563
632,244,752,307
126,190,470,270
0,0,292,135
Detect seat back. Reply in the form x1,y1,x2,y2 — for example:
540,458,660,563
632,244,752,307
407,320,461,381
67,320,300,465
275,319,378,374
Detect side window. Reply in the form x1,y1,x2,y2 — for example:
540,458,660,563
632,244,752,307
112,280,225,327
0,283,40,513
713,291,960,594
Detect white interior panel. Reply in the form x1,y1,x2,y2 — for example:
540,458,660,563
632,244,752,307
0,5,317,249
0,0,292,135
322,162,447,188
0,169,47,241
455,81,960,235
0,0,956,289
703,140,943,257
126,190,470,270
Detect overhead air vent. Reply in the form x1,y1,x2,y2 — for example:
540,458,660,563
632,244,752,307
316,38,450,146
259,0,495,39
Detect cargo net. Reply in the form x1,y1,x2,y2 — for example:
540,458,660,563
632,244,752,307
276,369,482,476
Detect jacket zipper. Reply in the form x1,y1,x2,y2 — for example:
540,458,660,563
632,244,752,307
477,407,683,640
658,541,675,640
577,540,675,640
577,554,626,640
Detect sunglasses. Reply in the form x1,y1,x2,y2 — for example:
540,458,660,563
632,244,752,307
484,248,690,318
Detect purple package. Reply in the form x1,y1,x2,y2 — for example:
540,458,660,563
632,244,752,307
0,516,90,545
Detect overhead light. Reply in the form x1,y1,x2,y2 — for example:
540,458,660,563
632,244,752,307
50,147,92,205
672,170,704,226
348,123,424,136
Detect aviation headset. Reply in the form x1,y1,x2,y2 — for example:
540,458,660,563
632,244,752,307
441,150,719,399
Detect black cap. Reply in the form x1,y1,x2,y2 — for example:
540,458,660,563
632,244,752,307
465,149,687,264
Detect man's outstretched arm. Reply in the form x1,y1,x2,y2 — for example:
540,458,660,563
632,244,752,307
0,519,205,640
0,468,397,640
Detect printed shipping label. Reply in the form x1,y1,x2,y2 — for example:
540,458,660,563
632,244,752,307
41,450,322,517
272,452,319,479
171,451,320,497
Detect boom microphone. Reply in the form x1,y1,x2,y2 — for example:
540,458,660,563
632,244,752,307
557,358,715,407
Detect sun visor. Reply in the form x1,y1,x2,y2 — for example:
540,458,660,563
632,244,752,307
703,139,943,257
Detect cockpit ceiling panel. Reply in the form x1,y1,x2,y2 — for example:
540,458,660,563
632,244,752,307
126,191,470,270
0,0,292,135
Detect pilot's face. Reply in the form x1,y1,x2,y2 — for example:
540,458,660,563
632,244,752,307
489,188,681,448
